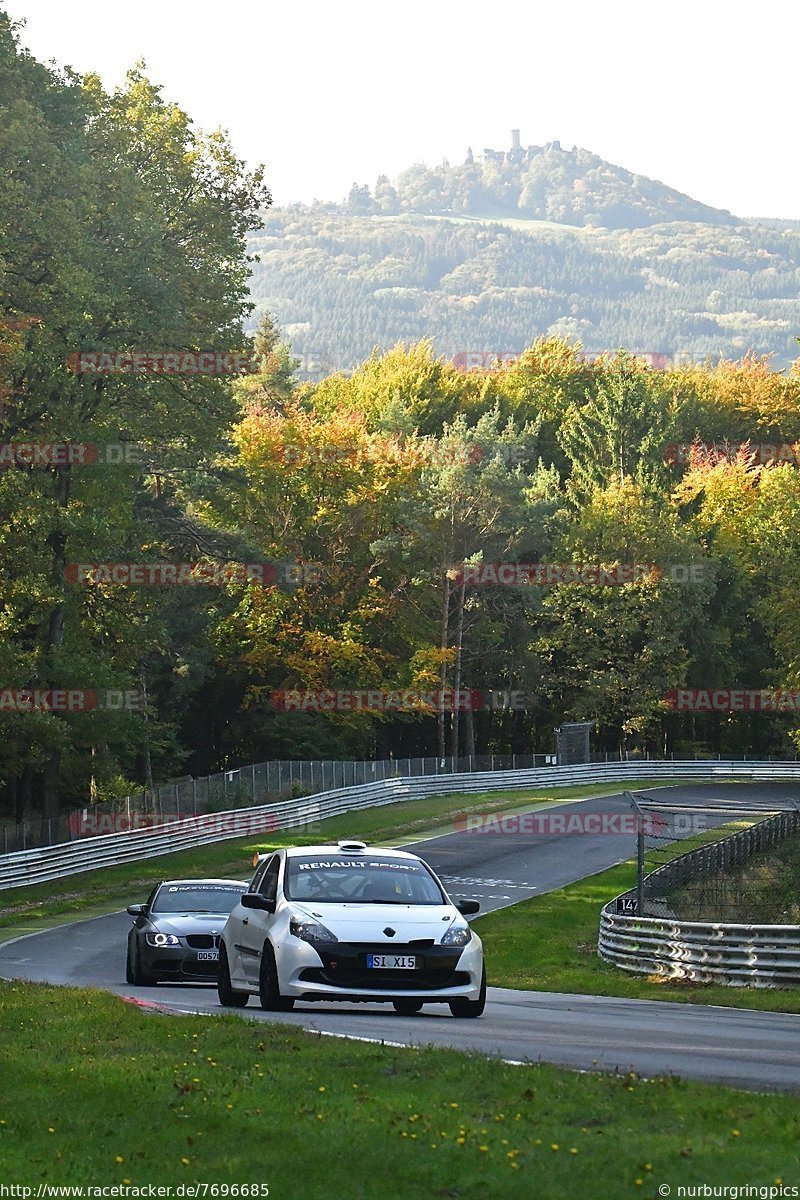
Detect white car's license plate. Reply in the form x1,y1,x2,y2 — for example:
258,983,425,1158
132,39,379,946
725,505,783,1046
367,954,416,969
197,951,219,962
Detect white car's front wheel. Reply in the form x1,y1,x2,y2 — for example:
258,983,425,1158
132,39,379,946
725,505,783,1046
392,999,424,1016
217,944,249,1008
448,965,486,1018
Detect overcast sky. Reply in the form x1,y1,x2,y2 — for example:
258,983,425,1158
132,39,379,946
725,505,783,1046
4,0,797,219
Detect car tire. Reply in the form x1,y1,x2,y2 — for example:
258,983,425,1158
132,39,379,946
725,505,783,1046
392,999,424,1015
258,942,294,1012
448,965,486,1018
128,938,156,986
217,944,249,1008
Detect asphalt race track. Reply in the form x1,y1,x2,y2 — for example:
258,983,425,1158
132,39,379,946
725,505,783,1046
2,784,799,1093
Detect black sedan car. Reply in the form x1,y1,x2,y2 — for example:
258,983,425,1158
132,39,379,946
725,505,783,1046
126,878,247,985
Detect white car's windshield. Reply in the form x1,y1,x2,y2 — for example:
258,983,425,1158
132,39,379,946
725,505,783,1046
285,856,445,905
152,884,245,913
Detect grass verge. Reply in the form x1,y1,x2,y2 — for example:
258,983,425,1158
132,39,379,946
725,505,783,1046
0,779,671,936
0,980,797,1195
665,833,800,923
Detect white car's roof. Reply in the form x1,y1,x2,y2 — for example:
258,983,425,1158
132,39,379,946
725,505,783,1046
158,878,248,887
283,844,422,862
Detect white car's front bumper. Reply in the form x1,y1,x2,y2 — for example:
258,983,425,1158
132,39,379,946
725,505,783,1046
273,932,484,1002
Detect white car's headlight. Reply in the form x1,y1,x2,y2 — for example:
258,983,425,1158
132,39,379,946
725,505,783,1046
289,915,339,944
145,932,180,947
441,922,472,947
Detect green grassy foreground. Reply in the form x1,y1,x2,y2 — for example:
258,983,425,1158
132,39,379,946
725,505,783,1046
0,980,797,1197
0,778,670,934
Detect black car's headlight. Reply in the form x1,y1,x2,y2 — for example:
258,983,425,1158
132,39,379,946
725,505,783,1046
145,932,181,947
289,915,338,944
441,922,472,947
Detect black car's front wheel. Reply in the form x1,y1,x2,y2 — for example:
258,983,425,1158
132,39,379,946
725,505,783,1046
258,943,295,1012
217,943,249,1008
127,938,156,986
448,965,486,1018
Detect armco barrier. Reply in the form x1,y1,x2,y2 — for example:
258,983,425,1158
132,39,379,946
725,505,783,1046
4,759,800,892
599,806,800,986
599,909,800,987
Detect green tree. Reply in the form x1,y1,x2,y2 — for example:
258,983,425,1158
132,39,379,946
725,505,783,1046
0,21,269,818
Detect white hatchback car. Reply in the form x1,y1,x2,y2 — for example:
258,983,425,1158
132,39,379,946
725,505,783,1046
217,841,486,1017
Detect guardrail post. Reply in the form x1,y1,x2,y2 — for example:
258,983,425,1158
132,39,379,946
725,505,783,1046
637,813,645,915
625,791,646,915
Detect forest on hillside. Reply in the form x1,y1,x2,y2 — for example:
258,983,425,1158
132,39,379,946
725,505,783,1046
4,13,800,826
248,208,800,375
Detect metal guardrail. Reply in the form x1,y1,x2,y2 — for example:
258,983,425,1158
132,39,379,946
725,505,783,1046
599,807,800,986
4,758,800,893
599,913,800,987
56,752,560,854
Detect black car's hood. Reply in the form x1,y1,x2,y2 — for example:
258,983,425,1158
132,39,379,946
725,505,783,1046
145,913,230,936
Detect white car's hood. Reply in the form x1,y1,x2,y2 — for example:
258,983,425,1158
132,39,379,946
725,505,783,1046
291,902,459,944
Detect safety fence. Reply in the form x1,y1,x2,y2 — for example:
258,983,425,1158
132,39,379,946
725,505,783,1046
4,751,796,854
3,758,800,892
599,806,800,986
5,752,564,853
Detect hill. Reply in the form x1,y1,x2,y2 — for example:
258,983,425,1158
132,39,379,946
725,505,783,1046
362,135,737,229
246,137,800,376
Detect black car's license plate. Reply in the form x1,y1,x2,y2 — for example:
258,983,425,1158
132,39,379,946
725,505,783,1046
367,954,416,969
197,951,219,962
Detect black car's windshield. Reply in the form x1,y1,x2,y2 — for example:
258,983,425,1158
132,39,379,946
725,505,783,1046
152,884,244,914
285,856,445,905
